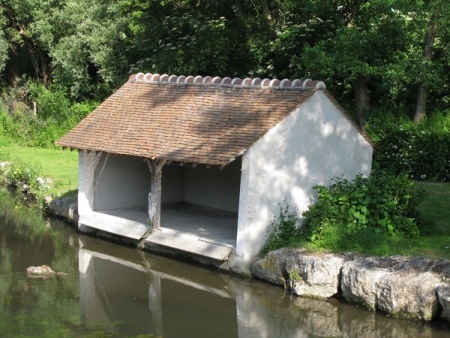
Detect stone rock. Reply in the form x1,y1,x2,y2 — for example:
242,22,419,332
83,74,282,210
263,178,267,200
251,248,290,287
341,257,393,311
286,249,347,299
0,162,11,169
36,177,53,190
437,284,450,322
251,245,450,322
375,257,443,321
26,265,67,279
47,195,79,223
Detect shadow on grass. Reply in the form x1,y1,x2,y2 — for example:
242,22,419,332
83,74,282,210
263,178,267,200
57,189,78,199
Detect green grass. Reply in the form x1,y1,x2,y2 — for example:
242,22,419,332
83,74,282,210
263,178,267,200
0,145,78,196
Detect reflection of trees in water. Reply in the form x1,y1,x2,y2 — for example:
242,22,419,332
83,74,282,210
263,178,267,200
0,188,80,336
1,187,448,337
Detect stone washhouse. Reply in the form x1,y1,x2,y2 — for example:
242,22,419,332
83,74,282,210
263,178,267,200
57,73,373,273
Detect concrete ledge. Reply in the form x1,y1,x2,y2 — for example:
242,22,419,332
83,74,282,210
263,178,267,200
80,213,148,241
145,230,233,262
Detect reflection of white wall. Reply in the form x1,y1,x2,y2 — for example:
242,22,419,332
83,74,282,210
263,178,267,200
93,154,151,210
235,90,373,266
79,250,109,324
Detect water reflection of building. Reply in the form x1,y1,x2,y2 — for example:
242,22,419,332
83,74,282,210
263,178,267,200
79,238,239,338
78,237,439,338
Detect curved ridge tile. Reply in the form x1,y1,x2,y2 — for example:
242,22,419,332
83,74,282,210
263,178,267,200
231,78,243,86
194,75,203,83
221,77,232,85
176,75,186,83
129,73,325,90
202,76,212,84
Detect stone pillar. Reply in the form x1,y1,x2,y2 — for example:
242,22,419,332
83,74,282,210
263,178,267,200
146,159,166,229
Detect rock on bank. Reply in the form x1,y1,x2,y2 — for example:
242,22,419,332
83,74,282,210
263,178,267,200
45,194,78,224
252,248,450,321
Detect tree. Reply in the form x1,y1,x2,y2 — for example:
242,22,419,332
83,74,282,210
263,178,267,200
0,0,57,86
50,0,130,99
414,0,450,123
301,0,414,126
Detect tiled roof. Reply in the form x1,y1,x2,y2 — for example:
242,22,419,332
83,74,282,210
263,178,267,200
57,73,324,166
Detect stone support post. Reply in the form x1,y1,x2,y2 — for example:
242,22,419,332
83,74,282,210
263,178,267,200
146,159,166,229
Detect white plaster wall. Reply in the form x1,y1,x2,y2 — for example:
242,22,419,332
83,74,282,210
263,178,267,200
93,154,151,210
235,90,373,265
161,165,184,204
78,151,101,218
184,160,241,213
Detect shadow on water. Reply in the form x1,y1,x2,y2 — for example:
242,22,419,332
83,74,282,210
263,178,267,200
1,187,449,337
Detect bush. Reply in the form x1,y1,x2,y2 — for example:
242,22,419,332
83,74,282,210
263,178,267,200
0,82,98,148
262,202,302,254
28,82,71,120
366,111,450,182
0,160,48,198
301,171,425,247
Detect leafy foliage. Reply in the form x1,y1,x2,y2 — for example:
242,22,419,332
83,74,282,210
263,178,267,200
301,172,425,248
0,81,98,147
0,159,49,201
367,111,450,182
262,202,302,255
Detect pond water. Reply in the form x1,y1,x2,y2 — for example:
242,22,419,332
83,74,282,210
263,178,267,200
1,188,449,338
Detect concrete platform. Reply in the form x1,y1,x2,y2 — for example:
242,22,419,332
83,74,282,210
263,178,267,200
160,203,237,247
79,203,238,262
146,230,233,262
79,211,148,240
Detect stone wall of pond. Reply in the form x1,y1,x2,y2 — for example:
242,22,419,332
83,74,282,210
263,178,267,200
252,248,450,322
45,194,78,224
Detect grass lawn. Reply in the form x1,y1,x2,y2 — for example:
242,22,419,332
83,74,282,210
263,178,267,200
407,181,450,259
0,145,78,196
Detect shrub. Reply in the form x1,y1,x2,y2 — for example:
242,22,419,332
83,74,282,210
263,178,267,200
301,171,424,247
28,82,71,120
366,111,450,182
262,202,302,254
0,83,98,148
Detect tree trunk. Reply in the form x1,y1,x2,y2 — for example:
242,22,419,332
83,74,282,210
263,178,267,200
260,0,272,21
353,73,370,127
5,47,21,87
414,18,438,123
234,0,245,18
39,51,51,87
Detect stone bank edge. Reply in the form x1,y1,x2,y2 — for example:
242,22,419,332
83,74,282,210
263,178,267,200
252,248,450,322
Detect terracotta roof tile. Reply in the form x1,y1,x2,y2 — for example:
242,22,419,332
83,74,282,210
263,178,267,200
57,74,322,166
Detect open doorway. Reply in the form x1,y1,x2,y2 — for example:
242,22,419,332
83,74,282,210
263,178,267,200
89,153,241,248
160,158,241,247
